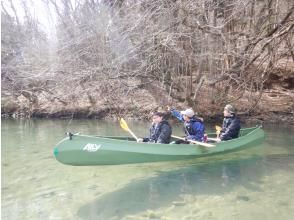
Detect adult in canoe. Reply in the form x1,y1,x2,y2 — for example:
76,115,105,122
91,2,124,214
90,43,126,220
137,111,172,144
170,107,205,143
219,104,241,141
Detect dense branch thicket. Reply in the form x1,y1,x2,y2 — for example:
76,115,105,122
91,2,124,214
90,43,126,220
1,0,294,118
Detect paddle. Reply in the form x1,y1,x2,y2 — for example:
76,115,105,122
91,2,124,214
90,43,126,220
215,125,222,139
119,118,139,141
171,135,215,148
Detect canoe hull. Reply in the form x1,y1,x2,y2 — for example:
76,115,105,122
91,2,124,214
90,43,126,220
53,127,265,166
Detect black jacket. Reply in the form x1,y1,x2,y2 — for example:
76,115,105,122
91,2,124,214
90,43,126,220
143,120,172,144
220,115,241,141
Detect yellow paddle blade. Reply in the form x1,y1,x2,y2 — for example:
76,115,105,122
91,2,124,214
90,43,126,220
120,118,129,131
215,125,222,131
215,125,222,135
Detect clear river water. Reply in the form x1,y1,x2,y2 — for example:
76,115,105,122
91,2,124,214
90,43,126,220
2,119,294,220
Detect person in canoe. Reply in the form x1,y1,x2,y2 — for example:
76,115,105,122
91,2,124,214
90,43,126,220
137,111,172,144
219,104,241,141
169,107,205,143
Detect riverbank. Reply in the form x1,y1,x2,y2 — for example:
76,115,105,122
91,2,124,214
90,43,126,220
2,69,293,124
1,95,293,125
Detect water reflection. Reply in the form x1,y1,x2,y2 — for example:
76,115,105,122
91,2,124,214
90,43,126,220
78,156,265,219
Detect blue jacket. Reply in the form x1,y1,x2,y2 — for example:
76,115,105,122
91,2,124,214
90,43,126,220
143,120,172,144
171,109,205,142
220,115,241,141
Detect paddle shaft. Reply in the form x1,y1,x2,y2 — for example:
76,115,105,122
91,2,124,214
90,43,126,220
171,135,215,147
119,118,139,141
207,137,220,142
127,128,139,141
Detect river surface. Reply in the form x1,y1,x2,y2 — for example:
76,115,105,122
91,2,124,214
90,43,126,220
2,119,294,220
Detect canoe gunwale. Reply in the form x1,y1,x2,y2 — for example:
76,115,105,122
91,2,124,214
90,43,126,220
86,126,263,145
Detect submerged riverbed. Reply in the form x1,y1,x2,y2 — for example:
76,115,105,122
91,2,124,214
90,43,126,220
2,119,294,220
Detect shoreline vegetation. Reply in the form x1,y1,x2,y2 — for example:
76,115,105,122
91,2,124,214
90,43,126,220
1,87,293,125
1,1,293,125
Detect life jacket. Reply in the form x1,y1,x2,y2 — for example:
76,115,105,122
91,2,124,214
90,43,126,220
183,117,204,136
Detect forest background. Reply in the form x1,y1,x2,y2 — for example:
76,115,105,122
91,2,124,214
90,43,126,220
1,0,293,124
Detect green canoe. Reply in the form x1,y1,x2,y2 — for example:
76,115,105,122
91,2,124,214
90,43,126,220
53,126,265,166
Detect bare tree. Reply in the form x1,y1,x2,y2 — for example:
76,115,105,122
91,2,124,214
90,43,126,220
2,0,293,118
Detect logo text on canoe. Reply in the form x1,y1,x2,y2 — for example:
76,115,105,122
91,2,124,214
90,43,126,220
83,143,101,152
